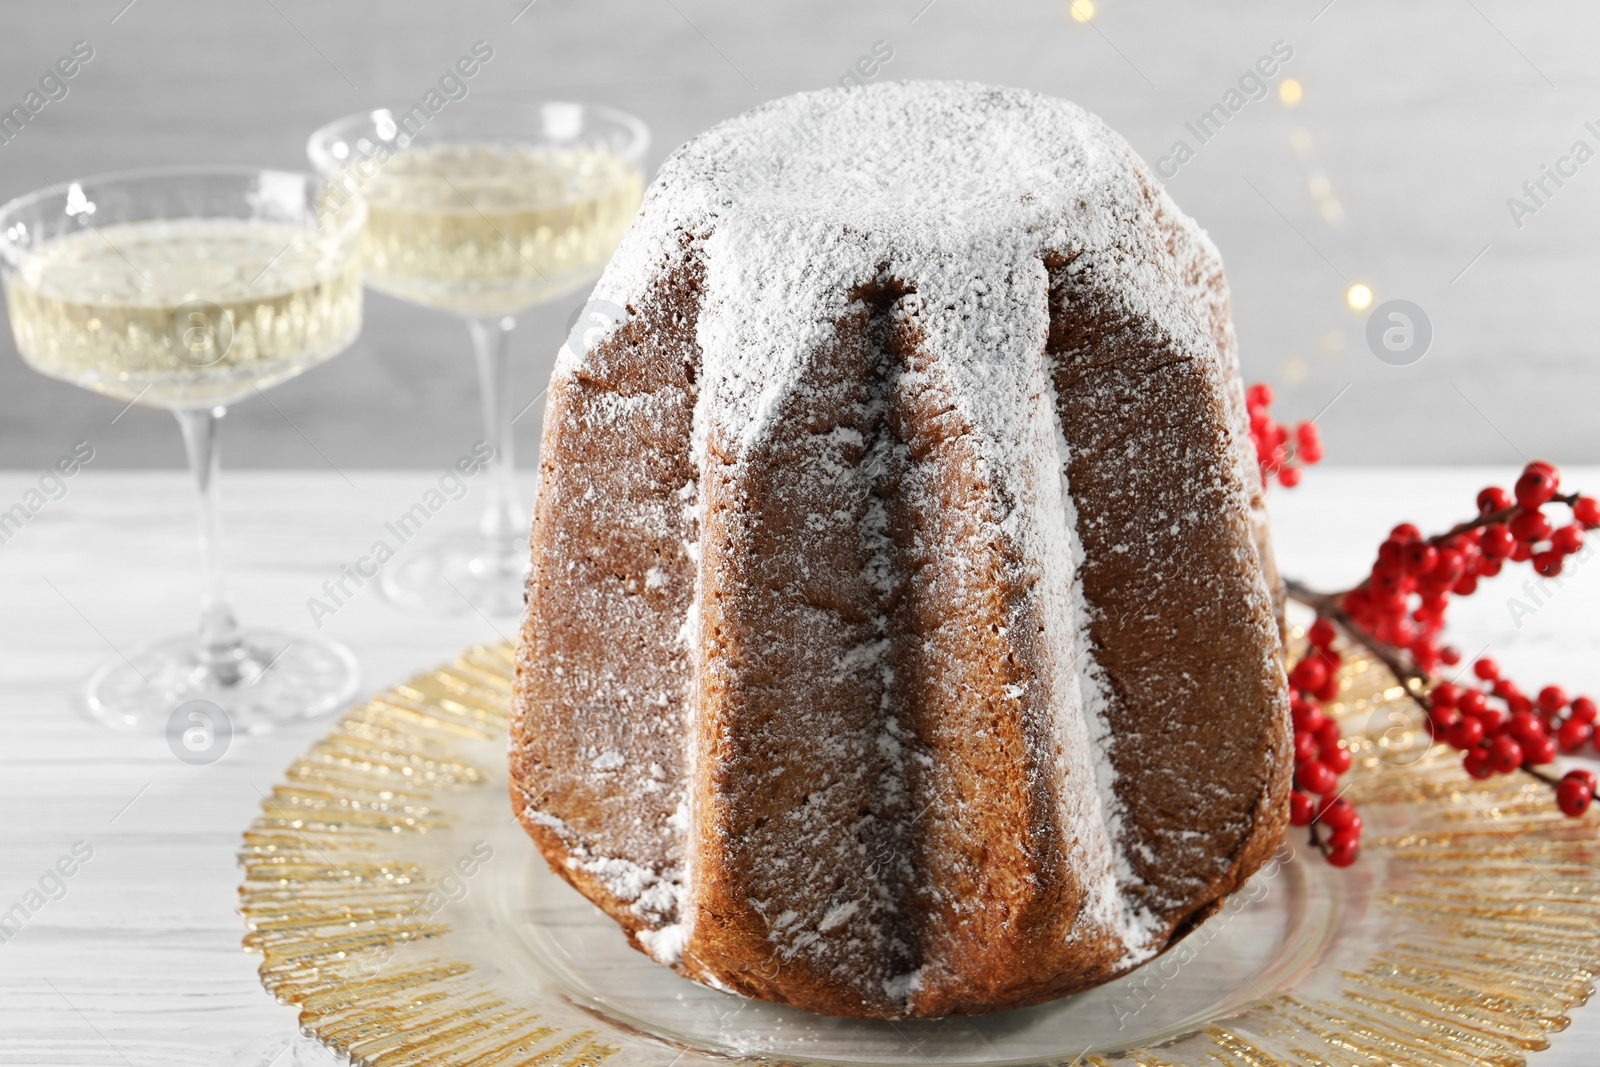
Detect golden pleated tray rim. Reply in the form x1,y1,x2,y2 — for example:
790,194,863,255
238,642,1600,1066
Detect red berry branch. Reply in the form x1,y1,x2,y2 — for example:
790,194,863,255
1249,384,1600,866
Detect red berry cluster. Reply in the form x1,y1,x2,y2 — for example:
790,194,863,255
1247,383,1322,489
1286,618,1361,867
1425,659,1594,785
1337,462,1596,676
1248,381,1600,866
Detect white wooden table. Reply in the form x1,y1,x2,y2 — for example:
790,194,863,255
1,467,1597,1065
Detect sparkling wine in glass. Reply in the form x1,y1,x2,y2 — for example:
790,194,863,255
308,101,648,616
0,167,366,733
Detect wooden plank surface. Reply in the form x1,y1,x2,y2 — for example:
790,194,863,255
0,467,1597,1063
1,0,1598,469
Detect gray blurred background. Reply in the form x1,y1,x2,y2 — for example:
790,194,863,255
1,0,1595,469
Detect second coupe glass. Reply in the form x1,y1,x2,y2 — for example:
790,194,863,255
307,101,649,616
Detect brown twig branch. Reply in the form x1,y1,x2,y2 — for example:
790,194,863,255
1432,491,1579,544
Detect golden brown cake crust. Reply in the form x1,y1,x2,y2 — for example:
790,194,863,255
510,81,1289,1019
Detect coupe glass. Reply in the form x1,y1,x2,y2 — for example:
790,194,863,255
307,101,648,617
0,167,366,733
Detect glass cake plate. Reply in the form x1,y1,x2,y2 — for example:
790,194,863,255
238,643,1600,1067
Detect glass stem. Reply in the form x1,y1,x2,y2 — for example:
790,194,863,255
175,405,243,684
468,316,522,571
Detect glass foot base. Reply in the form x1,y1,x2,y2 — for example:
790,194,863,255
85,628,359,737
381,528,529,618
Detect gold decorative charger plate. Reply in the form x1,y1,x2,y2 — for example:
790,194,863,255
239,643,1600,1066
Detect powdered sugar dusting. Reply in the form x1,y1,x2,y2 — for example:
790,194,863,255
638,922,688,966
523,804,688,936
